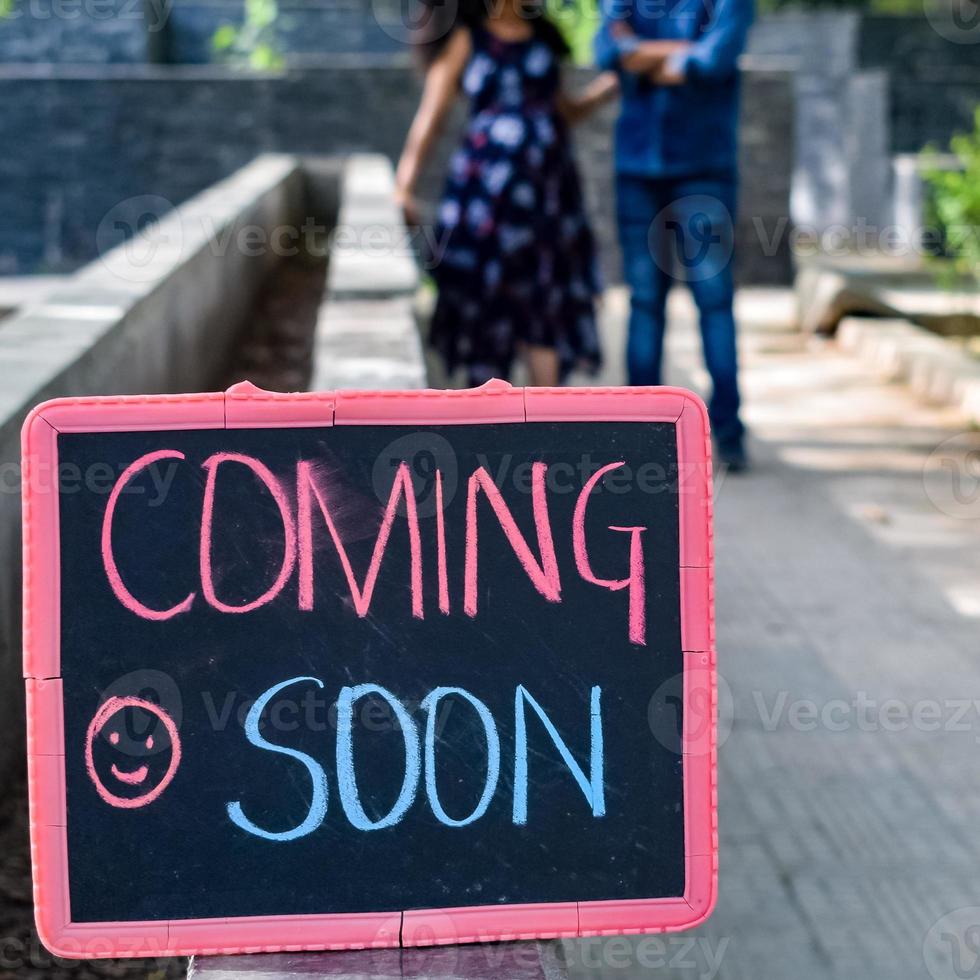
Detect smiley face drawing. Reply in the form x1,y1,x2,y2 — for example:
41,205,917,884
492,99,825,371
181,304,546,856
84,696,182,809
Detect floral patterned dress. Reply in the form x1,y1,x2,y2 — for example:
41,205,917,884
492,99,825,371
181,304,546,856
428,25,602,384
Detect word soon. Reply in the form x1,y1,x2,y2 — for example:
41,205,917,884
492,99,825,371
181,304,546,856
228,677,605,841
102,450,648,644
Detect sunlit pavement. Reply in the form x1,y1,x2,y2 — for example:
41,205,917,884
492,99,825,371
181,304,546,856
5,288,978,979
561,288,980,979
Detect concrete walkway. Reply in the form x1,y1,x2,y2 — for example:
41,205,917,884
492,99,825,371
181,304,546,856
7,282,979,980
559,288,980,979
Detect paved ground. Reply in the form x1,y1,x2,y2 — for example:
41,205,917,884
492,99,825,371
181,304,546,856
0,260,331,980
0,276,70,322
558,288,980,980
5,286,979,979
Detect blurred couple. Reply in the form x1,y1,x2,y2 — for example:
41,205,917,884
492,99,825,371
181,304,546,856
395,0,753,469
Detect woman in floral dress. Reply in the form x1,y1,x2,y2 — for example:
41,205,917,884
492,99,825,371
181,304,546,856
395,0,618,386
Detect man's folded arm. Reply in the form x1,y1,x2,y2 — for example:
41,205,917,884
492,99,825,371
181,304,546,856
672,0,754,82
593,0,637,71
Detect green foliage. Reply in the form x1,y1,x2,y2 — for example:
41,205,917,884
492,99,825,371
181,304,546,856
212,0,284,71
212,24,239,51
923,106,980,281
547,0,601,66
0,0,13,18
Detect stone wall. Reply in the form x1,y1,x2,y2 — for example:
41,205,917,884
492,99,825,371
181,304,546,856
0,0,155,62
2,3,976,166
0,154,321,781
161,0,406,63
0,0,414,63
858,14,980,154
0,63,795,284
746,11,980,234
10,6,973,278
747,12,892,235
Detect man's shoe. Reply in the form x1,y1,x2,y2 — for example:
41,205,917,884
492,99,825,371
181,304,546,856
717,442,749,473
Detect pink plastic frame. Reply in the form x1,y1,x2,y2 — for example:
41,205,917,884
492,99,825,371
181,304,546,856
23,380,717,959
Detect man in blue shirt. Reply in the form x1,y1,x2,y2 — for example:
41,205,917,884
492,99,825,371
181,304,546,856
595,0,754,469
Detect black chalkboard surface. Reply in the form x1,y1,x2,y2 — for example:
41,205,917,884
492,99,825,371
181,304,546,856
24,385,717,956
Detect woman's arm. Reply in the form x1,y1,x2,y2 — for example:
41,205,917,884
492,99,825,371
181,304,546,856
558,71,620,126
394,28,471,224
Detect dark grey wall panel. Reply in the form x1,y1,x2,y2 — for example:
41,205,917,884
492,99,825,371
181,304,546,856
0,65,795,283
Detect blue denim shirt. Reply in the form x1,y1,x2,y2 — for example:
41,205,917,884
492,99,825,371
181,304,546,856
595,0,754,178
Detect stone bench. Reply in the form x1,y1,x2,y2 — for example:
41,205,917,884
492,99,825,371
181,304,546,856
188,941,569,979
310,154,425,391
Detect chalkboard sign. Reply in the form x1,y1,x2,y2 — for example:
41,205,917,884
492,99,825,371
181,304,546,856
23,381,717,959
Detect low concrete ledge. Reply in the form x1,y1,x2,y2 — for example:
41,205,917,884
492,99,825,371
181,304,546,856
188,939,568,978
795,258,911,334
837,316,980,423
312,155,425,391
0,153,312,781
795,255,980,335
0,277,69,320
327,154,421,301
0,153,304,432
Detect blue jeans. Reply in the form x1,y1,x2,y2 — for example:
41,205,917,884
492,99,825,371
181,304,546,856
616,173,744,451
